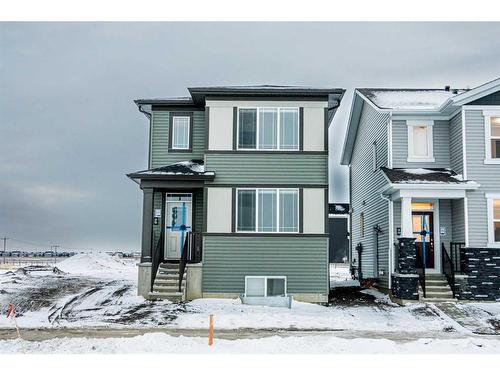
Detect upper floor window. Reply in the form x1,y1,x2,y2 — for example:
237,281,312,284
372,141,378,172
486,193,500,247
484,111,500,163
236,188,299,233
407,120,434,162
237,108,299,150
172,116,190,150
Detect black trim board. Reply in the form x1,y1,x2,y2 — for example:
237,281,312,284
232,107,237,150
231,188,236,232
203,232,329,238
168,112,194,153
324,107,329,151
204,150,327,155
299,188,304,233
205,183,328,188
205,106,210,151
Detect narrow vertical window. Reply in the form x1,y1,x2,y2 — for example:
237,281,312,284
172,116,190,149
372,141,378,172
494,199,500,243
407,121,434,162
279,190,298,232
279,108,299,150
238,109,257,149
490,117,500,159
258,189,277,232
258,109,278,150
237,190,256,231
360,212,365,238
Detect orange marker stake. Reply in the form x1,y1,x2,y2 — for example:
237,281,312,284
208,314,214,346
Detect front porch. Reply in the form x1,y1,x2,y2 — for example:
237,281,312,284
380,167,480,301
127,160,215,301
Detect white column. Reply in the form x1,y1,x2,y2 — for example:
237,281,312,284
401,197,413,238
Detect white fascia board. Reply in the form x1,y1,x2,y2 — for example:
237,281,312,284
452,77,500,106
392,182,480,190
355,90,387,113
393,189,466,199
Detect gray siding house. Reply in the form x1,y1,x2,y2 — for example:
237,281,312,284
342,77,500,301
128,86,345,303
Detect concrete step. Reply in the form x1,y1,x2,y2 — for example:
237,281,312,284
155,273,186,280
159,263,180,270
425,291,454,299
148,291,184,302
422,297,457,302
425,274,447,280
154,278,186,286
425,279,448,285
425,285,452,293
153,284,184,293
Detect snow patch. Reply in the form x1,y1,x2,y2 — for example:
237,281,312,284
369,90,457,110
57,253,136,280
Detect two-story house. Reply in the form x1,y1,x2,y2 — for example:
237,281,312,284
128,85,345,303
341,77,500,302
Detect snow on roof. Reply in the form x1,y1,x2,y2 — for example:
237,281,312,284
381,167,468,184
358,89,466,111
127,160,215,180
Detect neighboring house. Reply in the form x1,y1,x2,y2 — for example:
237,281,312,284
328,203,350,264
341,77,500,301
128,86,345,303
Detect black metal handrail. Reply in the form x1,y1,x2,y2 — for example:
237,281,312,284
441,243,455,298
178,232,203,292
415,248,426,298
450,242,466,274
151,230,164,291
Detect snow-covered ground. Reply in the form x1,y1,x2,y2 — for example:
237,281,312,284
1,253,500,355
329,263,360,287
1,333,499,354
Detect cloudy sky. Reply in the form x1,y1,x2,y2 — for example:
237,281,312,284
1,22,499,251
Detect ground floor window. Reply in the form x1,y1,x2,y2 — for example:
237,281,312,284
236,188,299,233
245,276,287,297
487,194,500,245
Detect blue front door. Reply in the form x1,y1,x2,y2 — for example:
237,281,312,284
165,194,192,259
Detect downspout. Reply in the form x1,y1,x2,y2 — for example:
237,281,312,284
380,192,393,289
138,105,153,169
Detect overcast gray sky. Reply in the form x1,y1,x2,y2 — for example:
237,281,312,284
1,22,499,251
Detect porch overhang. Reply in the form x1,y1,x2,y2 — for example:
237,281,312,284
380,182,480,200
126,160,215,187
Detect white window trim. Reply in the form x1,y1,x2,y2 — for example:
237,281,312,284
235,188,299,234
237,107,300,151
486,193,500,248
244,276,287,297
171,116,190,150
406,120,435,163
483,110,500,164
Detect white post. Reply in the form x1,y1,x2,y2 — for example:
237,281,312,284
401,197,413,238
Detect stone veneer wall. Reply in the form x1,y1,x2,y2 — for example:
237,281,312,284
391,238,419,300
454,248,500,301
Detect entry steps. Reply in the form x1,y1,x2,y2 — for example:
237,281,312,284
420,274,456,302
148,262,186,302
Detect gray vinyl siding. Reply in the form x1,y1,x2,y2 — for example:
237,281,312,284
449,112,463,174
469,90,500,105
439,200,453,252
451,199,465,243
464,109,500,247
202,236,328,294
350,103,390,287
150,110,205,168
205,153,328,185
392,120,450,168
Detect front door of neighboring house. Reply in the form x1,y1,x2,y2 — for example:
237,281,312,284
412,205,437,272
165,194,192,260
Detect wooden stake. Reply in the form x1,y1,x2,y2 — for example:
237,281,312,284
208,314,214,346
12,313,21,339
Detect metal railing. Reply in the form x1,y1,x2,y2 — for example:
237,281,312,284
441,243,455,298
450,242,466,274
151,230,165,291
179,232,203,292
415,248,426,298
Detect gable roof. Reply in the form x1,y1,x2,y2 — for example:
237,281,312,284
357,88,464,111
341,77,500,165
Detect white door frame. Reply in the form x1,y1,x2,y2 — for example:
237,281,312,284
411,199,441,274
164,193,193,260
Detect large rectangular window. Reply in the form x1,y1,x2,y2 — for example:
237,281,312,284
171,116,190,150
407,120,434,162
236,188,299,233
489,116,500,159
238,108,299,150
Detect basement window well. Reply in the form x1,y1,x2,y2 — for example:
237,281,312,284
245,276,286,297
